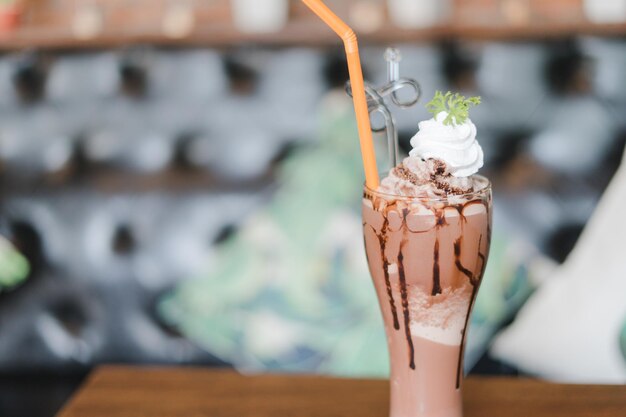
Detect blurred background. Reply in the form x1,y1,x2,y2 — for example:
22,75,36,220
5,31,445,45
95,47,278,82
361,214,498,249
1,0,626,416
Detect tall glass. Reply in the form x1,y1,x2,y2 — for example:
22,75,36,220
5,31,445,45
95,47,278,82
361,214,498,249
362,176,492,417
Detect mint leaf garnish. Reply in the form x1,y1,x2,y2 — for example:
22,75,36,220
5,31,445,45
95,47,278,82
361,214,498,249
426,91,481,126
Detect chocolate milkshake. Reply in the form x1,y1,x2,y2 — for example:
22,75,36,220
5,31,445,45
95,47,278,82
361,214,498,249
363,92,491,417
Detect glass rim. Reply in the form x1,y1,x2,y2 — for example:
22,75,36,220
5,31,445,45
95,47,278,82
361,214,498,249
364,174,491,202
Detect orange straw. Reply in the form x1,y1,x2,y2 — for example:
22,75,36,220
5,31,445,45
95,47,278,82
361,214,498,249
302,0,379,189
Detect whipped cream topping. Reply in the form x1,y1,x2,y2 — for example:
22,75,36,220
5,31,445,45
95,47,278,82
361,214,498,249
409,111,483,178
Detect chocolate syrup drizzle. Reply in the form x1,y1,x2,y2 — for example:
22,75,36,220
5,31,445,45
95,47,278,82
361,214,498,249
377,219,400,330
454,233,485,389
365,192,491,388
432,239,442,296
397,246,415,370
454,238,474,281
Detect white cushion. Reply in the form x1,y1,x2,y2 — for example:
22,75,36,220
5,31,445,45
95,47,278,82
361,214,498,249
491,149,626,383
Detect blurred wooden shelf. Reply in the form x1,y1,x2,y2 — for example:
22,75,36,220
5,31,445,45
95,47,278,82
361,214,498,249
457,21,626,41
1,18,625,51
1,0,625,51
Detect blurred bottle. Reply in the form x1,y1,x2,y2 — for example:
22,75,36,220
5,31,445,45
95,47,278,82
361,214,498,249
174,50,289,181
125,133,174,174
84,124,173,174
148,50,227,141
46,53,120,103
582,39,626,103
529,98,618,176
454,0,498,26
531,0,582,23
442,42,479,92
77,48,173,173
477,42,549,129
12,53,47,104
80,197,138,280
184,127,281,182
150,50,226,102
5,54,116,178
162,0,195,39
500,0,531,26
120,61,148,99
583,0,626,24
0,105,74,180
0,55,18,107
545,41,590,96
231,0,289,33
133,194,260,288
349,0,384,34
0,0,22,33
387,0,451,29
2,199,59,274
224,54,259,96
259,49,323,140
72,1,104,40
478,42,547,100
118,48,157,100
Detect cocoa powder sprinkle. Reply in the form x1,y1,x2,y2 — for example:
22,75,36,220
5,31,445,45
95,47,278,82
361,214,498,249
393,165,419,185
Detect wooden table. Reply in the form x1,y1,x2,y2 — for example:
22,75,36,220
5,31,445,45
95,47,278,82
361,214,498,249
57,366,626,417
